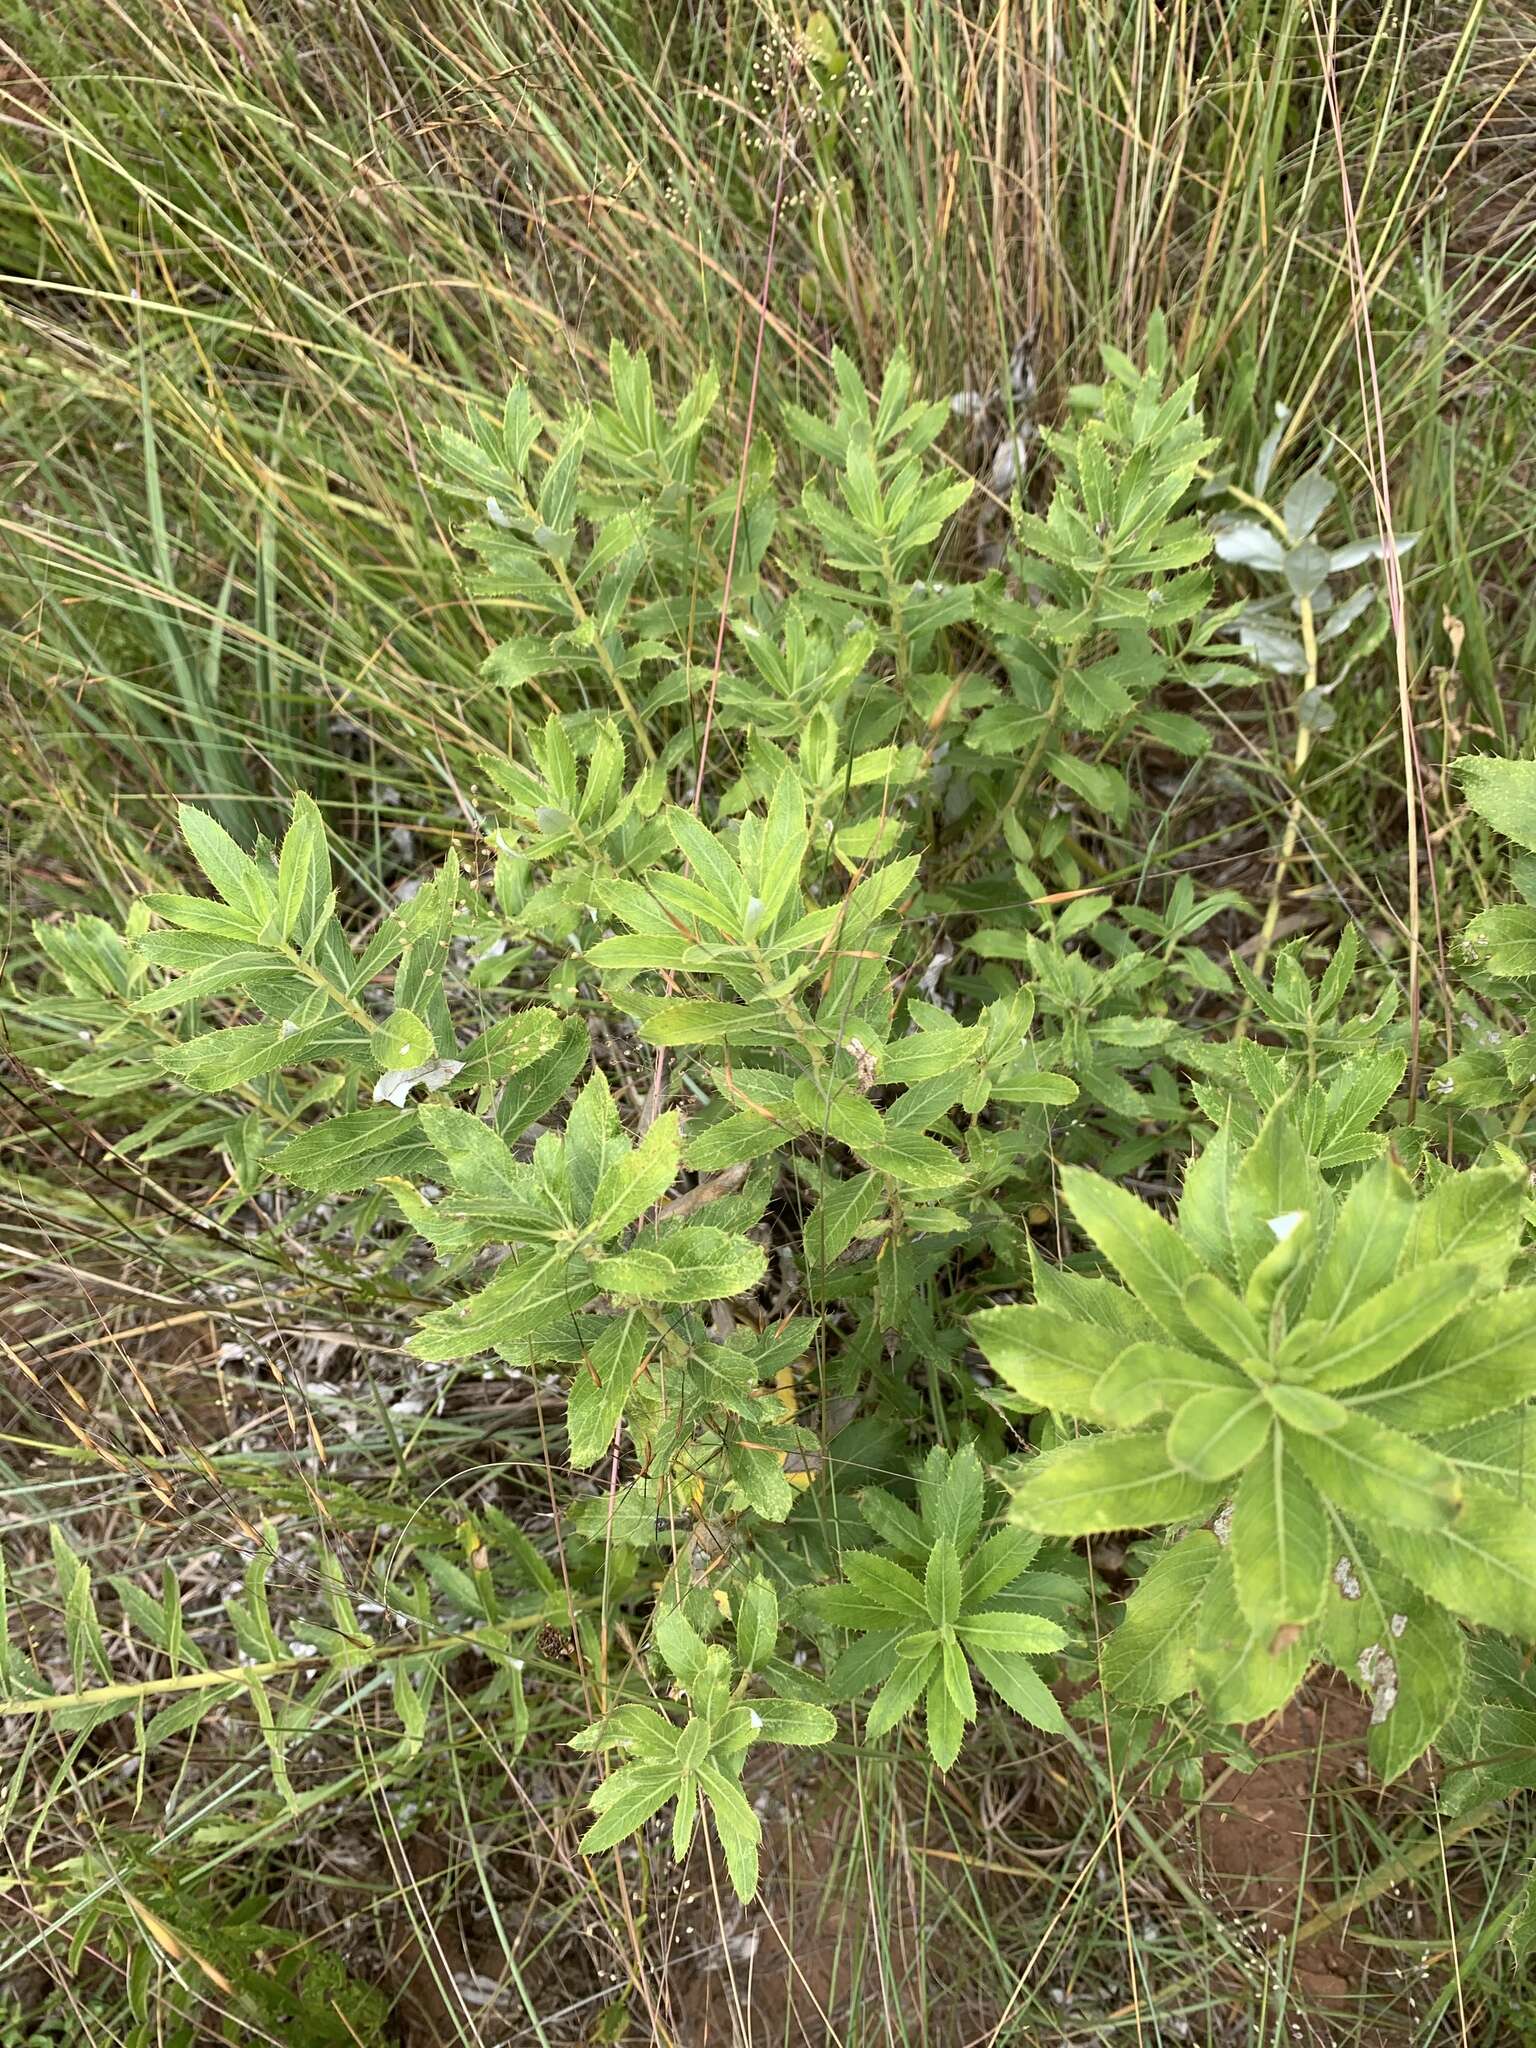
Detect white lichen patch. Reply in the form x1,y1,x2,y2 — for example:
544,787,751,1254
1357,1644,1399,1724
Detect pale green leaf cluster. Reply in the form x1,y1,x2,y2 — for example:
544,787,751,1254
571,1584,833,1901
978,1106,1536,1769
817,1445,1070,1769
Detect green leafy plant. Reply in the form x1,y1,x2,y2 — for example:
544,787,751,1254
962,316,1244,895
977,1106,1536,1775
815,1444,1070,1767
1207,412,1418,967
572,1582,833,1899
15,336,1531,1919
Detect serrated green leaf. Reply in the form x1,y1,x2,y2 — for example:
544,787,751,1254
158,1018,362,1090
1012,1432,1220,1535
734,1580,779,1672
971,1305,1119,1418
925,1664,964,1769
1374,1486,1536,1637
1352,1290,1536,1433
496,1019,590,1139
698,1762,761,1899
1191,1551,1313,1723
962,1526,1040,1606
1289,1412,1462,1530
1264,1384,1347,1434
1100,1532,1221,1707
566,1315,650,1468
941,1637,977,1721
410,1249,596,1361
178,803,271,921
843,1552,928,1621
800,1171,885,1274
455,1009,568,1090
749,1697,834,1746
864,1646,937,1737
924,1444,985,1553
372,1008,436,1071
1092,1342,1246,1427
1402,1164,1525,1289
969,1646,1065,1732
585,1111,681,1241
1166,1390,1269,1481
957,1610,1066,1654
1225,1103,1327,1289
275,794,331,948
276,1108,433,1192
1300,1261,1477,1392
579,1764,680,1856
924,1537,962,1628
1463,904,1536,978
1060,1166,1209,1347
1460,755,1536,854
1230,1437,1329,1635
638,999,769,1046
1180,1273,1266,1365
591,1226,766,1303
1178,1124,1243,1283
1304,1155,1414,1327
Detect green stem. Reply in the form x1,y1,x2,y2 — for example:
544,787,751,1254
0,1603,565,1720
1251,589,1318,978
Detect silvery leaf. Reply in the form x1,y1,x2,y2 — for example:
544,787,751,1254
1282,470,1335,541
1298,687,1337,732
1327,532,1420,572
950,389,989,419
1253,403,1291,497
1284,541,1331,600
1318,585,1376,642
990,429,1034,492
1233,619,1308,674
1212,520,1287,573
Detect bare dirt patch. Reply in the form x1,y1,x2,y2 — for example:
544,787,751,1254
1169,1677,1437,2045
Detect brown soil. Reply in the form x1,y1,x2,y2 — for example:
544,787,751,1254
1164,1676,1439,2045
660,1797,964,2046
